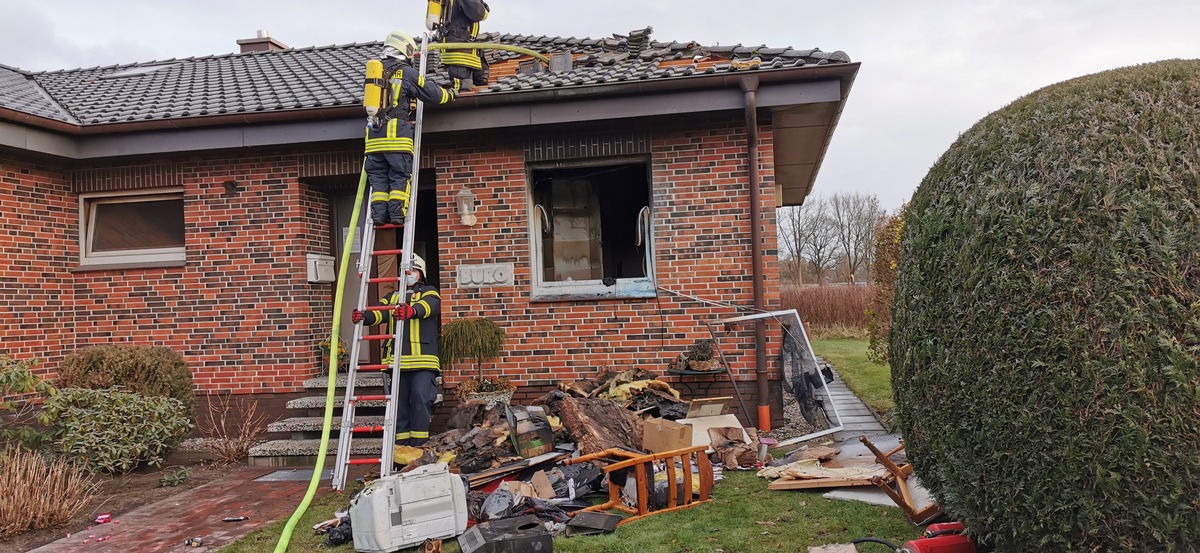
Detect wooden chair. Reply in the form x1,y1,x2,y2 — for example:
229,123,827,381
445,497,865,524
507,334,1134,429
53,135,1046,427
562,445,713,526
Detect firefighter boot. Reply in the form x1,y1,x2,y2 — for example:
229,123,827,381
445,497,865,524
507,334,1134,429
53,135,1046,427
370,201,389,227
388,199,408,225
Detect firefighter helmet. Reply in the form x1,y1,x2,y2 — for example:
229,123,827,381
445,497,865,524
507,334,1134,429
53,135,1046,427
383,30,416,59
411,254,426,275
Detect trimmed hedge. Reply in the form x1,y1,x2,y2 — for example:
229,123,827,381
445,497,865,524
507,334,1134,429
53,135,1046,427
890,60,1200,551
58,345,195,420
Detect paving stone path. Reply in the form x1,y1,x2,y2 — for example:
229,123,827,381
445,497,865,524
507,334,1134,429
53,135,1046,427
813,357,888,441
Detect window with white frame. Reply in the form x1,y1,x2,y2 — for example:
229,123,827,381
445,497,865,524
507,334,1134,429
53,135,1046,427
529,159,655,301
79,189,185,266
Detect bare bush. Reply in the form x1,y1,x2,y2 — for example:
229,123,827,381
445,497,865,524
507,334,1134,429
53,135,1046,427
0,447,98,539
197,393,267,466
781,284,873,330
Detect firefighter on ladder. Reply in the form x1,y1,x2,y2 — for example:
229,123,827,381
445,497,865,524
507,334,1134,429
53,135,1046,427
364,30,456,227
350,255,441,446
430,0,490,92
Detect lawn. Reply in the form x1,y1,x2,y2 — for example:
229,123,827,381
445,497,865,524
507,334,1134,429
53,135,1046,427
810,339,894,420
223,471,920,552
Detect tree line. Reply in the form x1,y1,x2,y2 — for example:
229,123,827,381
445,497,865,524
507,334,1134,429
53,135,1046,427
777,192,885,285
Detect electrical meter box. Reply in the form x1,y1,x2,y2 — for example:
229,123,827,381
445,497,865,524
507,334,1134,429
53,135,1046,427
349,463,468,552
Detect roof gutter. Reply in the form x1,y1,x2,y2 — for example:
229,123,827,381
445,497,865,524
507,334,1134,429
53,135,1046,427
0,62,859,135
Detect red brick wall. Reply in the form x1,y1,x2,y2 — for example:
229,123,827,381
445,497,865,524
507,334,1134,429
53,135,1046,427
433,114,783,391
0,156,74,378
67,154,335,394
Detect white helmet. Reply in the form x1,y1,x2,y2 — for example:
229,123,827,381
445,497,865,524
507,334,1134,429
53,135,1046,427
411,254,426,275
383,30,416,59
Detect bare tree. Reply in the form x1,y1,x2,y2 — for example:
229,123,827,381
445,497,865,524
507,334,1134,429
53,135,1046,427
778,196,839,284
828,193,883,283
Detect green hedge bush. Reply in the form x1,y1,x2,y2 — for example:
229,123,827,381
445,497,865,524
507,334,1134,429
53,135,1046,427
58,345,195,420
43,388,193,474
890,60,1200,551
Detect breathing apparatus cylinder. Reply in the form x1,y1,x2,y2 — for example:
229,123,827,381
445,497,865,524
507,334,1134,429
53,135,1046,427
425,0,444,31
363,59,384,118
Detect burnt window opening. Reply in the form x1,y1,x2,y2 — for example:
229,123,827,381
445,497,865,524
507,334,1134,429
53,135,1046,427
529,161,655,299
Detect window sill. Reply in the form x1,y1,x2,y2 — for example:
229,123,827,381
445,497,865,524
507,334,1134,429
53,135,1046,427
71,259,188,272
530,278,657,302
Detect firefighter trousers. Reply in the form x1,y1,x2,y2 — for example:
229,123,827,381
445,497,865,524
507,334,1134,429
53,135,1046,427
365,151,413,223
394,369,439,446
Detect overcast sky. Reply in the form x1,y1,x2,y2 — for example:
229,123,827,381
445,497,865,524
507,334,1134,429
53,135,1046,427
3,0,1199,210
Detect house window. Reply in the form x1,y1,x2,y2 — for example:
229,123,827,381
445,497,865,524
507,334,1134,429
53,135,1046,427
79,189,185,266
529,159,655,301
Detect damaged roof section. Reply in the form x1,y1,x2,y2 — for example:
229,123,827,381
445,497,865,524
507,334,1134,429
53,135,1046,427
10,27,851,127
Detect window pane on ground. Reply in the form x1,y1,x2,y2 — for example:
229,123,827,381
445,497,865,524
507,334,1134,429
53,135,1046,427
91,197,184,252
531,162,650,283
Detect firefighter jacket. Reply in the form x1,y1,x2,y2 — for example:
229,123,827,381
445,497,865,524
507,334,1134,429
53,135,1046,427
364,59,453,154
440,0,489,69
360,283,441,371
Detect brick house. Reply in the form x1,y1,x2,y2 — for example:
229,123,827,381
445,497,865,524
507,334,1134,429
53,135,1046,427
0,29,856,444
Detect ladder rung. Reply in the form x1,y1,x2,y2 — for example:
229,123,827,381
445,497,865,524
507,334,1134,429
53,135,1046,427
364,305,395,312
352,426,385,433
361,334,396,341
356,364,391,371
368,276,404,284
347,459,381,466
373,249,404,256
374,223,404,229
351,394,390,402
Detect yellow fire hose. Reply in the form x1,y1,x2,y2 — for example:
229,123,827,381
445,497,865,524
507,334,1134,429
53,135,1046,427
273,167,366,553
273,41,547,552
429,42,550,63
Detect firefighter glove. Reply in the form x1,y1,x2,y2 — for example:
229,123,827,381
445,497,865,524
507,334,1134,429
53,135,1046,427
351,309,365,324
394,304,417,320
444,86,459,100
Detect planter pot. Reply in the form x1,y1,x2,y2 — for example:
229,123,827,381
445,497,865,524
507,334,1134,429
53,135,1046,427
459,389,515,408
687,359,721,372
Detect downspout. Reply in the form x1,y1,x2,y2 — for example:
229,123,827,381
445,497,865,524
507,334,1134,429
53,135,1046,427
741,75,770,432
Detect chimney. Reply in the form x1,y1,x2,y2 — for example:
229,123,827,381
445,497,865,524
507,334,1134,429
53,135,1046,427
237,30,289,53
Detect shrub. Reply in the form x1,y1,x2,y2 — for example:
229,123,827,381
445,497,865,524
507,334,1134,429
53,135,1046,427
58,345,196,420
0,446,98,539
441,317,506,380
197,393,267,466
866,207,906,363
890,60,1200,551
159,466,192,487
0,355,57,450
780,284,873,330
43,388,193,474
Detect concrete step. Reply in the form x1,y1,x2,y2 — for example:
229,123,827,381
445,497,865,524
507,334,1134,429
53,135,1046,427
301,374,387,390
286,396,389,411
249,438,384,467
267,416,386,434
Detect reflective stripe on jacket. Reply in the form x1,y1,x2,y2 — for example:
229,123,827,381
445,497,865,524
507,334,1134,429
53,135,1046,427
361,283,442,371
440,0,488,69
364,61,453,154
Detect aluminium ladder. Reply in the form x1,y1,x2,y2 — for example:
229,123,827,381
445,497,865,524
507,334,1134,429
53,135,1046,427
331,34,434,491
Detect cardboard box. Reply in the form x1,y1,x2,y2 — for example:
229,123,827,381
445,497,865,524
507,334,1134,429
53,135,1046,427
643,417,694,453
506,405,555,458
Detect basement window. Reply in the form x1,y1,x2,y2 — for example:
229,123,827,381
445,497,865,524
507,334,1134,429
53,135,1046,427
529,159,655,301
79,189,185,267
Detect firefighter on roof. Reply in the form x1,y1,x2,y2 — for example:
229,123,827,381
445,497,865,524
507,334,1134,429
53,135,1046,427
429,0,490,92
363,30,456,226
351,255,441,446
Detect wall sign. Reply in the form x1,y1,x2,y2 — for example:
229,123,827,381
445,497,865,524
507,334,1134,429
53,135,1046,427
457,263,514,288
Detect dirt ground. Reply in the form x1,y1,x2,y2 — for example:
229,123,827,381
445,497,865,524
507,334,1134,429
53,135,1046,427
0,451,235,553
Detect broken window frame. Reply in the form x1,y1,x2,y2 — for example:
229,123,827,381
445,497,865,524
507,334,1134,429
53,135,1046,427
526,156,656,302
78,188,185,267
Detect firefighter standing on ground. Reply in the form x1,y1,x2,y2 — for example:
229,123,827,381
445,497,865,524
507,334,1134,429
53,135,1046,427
364,30,456,226
434,0,490,92
351,255,441,446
